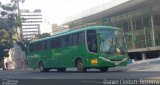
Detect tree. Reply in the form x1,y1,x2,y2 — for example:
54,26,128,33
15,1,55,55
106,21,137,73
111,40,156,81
0,1,23,62
0,1,27,69
0,29,14,60
35,33,51,39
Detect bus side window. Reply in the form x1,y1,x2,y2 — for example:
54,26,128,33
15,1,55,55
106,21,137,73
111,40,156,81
32,44,36,51
61,36,68,47
79,31,85,44
55,38,60,48
39,42,44,51
35,42,40,51
68,34,73,46
51,38,54,48
73,33,78,45
65,35,69,47
29,44,33,52
48,39,51,49
51,38,60,48
87,30,97,53
59,37,63,47
44,40,48,50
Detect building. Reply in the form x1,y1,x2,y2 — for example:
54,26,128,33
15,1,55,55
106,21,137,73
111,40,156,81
63,0,160,60
20,9,43,40
52,24,69,35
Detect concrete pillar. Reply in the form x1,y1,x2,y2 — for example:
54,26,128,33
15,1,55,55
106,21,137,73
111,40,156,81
142,52,146,60
130,19,135,49
150,10,156,46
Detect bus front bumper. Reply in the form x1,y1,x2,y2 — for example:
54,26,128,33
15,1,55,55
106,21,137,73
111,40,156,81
98,57,128,67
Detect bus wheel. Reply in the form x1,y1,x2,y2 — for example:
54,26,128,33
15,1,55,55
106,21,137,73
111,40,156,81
33,68,36,70
99,67,108,72
39,62,49,72
76,59,86,72
57,68,66,72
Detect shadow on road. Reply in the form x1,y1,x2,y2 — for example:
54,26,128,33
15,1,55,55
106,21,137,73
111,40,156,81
30,69,124,74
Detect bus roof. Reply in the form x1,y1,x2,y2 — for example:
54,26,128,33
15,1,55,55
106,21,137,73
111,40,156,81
30,26,121,43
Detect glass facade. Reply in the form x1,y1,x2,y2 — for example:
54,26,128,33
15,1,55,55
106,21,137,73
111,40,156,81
68,5,160,50
154,13,160,46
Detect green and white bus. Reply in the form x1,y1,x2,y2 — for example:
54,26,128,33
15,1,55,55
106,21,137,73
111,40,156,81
27,26,128,72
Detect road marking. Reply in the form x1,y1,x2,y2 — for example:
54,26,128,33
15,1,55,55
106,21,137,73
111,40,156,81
30,77,48,79
81,80,103,84
4,76,14,78
133,73,160,76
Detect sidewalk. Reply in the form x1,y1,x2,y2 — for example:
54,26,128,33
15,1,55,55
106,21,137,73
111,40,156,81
126,58,160,71
109,58,160,71
127,64,160,71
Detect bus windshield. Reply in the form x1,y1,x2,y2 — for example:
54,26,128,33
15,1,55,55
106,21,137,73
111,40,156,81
98,29,127,54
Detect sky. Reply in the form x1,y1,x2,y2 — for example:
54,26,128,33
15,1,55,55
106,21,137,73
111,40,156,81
0,0,112,25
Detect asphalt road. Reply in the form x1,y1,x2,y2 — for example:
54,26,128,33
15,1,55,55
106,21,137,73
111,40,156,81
0,68,160,85
0,61,160,85
0,68,160,79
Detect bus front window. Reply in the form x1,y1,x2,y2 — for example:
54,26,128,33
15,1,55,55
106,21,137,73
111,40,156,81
98,29,127,54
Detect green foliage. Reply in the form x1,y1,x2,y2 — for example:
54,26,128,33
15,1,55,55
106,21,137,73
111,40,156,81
15,14,22,28
0,2,23,60
0,18,8,29
0,29,14,48
0,2,23,29
1,4,17,11
0,29,14,59
35,33,51,39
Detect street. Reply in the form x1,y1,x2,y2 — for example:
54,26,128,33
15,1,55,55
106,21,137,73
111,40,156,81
0,68,160,85
0,61,160,85
0,68,160,79
1,59,160,79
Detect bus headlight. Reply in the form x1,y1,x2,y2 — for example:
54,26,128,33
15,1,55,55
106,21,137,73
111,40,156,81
121,57,128,62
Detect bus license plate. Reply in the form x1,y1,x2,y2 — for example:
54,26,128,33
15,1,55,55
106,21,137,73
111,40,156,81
115,62,119,65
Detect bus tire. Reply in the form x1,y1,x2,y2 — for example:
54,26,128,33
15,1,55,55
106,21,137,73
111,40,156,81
39,62,49,72
57,68,66,72
33,68,36,70
99,67,108,72
76,59,86,72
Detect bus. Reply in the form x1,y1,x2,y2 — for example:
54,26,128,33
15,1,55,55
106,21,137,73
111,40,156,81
27,26,128,72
